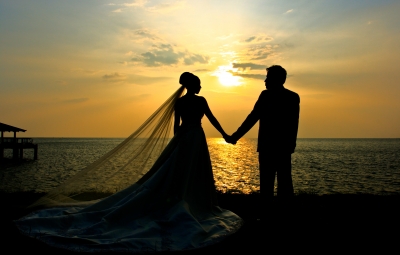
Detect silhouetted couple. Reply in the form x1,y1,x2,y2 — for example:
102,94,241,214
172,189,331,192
15,65,299,253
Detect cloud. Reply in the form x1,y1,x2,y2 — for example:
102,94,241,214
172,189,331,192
139,44,183,66
183,53,209,65
62,98,89,104
236,35,278,61
130,29,162,42
193,69,210,72
111,0,184,13
247,45,275,60
245,36,256,43
284,9,294,14
232,63,266,70
102,72,126,81
243,35,273,44
146,0,186,13
132,44,209,67
229,71,265,80
108,0,147,12
127,30,208,66
122,0,147,7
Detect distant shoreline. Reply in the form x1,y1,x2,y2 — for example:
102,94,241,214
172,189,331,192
2,137,400,139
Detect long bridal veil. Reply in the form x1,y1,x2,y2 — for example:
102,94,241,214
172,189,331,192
29,86,186,210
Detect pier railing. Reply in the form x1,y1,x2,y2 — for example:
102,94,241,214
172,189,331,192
0,138,38,160
0,138,34,144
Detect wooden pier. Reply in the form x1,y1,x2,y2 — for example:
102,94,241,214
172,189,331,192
0,122,38,160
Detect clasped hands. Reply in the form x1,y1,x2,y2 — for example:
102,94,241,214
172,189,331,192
223,134,237,145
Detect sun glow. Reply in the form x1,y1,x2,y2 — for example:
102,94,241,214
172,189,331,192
213,65,242,87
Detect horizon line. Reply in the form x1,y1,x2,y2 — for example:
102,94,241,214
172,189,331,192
2,137,399,139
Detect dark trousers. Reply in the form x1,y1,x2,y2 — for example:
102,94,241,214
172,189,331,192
258,151,294,198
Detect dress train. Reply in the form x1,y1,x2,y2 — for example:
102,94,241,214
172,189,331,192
15,125,243,253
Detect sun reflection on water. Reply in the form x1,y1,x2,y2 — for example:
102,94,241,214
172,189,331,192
208,138,260,194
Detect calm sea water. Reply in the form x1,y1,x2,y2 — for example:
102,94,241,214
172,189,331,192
1,138,399,195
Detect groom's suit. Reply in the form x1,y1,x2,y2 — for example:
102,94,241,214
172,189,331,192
231,87,300,198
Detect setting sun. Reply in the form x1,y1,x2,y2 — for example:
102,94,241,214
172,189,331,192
213,65,243,87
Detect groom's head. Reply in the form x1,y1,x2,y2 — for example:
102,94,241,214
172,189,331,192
265,65,287,89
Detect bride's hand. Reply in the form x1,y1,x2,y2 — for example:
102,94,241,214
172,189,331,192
223,134,236,145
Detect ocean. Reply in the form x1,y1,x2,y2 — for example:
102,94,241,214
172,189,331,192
1,138,399,195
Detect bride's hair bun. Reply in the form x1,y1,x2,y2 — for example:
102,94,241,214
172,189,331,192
179,72,194,86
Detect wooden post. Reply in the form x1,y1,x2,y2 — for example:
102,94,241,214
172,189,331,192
13,131,18,159
34,144,38,160
0,131,3,159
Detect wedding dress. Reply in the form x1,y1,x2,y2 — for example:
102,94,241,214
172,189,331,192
15,87,243,253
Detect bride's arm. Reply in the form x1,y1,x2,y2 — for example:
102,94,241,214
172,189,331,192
174,102,181,135
203,98,228,138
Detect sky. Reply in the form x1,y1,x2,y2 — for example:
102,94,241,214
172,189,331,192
1,0,400,138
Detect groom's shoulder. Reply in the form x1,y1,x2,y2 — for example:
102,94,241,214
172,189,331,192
259,89,268,97
284,88,300,101
263,88,300,103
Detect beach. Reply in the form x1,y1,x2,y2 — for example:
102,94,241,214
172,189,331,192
1,191,399,254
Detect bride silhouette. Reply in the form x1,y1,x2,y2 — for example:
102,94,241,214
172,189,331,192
15,72,243,253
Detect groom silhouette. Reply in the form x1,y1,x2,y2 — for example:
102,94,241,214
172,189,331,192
226,65,300,200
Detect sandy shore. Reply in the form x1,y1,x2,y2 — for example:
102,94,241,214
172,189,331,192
1,192,399,254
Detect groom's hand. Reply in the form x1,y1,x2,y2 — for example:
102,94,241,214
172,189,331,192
224,135,237,145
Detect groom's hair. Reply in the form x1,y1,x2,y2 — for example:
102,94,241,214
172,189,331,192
266,65,287,85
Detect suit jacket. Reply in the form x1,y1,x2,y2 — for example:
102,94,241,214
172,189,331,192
231,87,300,154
